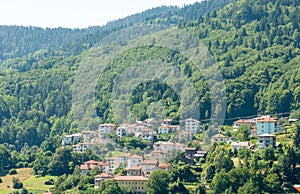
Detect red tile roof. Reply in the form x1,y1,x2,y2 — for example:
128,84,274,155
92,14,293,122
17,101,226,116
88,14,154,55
140,160,158,165
128,154,143,159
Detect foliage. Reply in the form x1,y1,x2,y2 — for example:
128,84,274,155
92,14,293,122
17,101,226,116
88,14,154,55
8,168,17,175
147,170,171,194
12,177,23,189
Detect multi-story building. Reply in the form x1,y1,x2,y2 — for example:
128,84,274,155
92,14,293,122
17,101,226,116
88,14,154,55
128,154,143,168
114,176,148,193
94,173,113,188
184,118,201,133
73,142,97,153
256,117,278,135
149,150,166,161
257,133,276,149
62,133,81,146
211,134,229,143
99,123,116,135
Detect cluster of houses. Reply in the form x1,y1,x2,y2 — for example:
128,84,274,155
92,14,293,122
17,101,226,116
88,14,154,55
59,115,285,193
62,118,201,152
78,140,207,193
212,115,282,150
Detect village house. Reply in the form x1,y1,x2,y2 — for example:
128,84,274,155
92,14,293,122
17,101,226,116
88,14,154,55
149,150,166,161
233,119,256,132
94,173,113,188
140,128,157,140
194,150,208,160
158,163,171,172
116,125,128,137
231,141,251,151
184,118,201,133
162,119,173,125
99,123,116,135
256,117,278,135
80,160,110,175
211,134,229,143
158,125,171,134
140,160,159,177
114,176,148,193
62,133,81,146
184,147,197,158
81,130,98,142
107,153,130,174
128,165,142,176
153,141,186,153
257,133,276,149
73,142,97,153
128,154,143,168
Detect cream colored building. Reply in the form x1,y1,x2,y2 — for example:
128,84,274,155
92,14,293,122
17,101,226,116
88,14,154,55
114,176,148,193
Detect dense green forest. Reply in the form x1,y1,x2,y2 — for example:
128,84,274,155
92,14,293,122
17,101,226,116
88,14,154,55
0,0,300,193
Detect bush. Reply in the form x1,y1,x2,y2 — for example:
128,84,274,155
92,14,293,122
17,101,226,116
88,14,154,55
44,179,54,185
9,169,17,175
12,177,23,189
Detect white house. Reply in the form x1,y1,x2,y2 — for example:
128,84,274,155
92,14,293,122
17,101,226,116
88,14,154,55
153,141,186,153
127,154,143,168
231,141,251,151
62,133,81,146
140,128,157,140
81,130,98,142
257,133,276,149
99,123,116,135
211,134,229,143
184,118,201,133
116,126,128,137
73,142,97,153
233,119,256,132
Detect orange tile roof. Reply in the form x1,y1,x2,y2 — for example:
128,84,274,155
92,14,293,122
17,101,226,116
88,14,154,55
212,134,227,138
128,165,142,170
114,176,148,181
94,173,112,178
159,163,170,168
184,147,196,151
140,160,158,165
80,164,89,170
256,117,277,122
129,154,143,159
234,119,256,124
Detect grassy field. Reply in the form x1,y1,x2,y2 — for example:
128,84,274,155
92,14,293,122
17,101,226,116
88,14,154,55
0,168,57,194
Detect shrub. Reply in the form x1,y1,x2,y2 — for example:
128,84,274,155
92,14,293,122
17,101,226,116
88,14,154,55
9,169,17,175
12,177,23,189
44,179,54,185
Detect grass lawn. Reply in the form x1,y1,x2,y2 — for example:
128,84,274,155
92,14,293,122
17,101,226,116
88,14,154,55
0,168,57,194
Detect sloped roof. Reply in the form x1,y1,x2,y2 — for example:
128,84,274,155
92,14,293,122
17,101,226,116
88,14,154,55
212,134,227,138
114,176,148,181
128,154,143,159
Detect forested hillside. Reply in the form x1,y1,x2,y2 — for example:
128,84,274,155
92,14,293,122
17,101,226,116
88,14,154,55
0,0,300,193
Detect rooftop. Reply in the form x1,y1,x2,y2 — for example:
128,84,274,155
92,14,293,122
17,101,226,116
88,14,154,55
258,133,276,137
114,176,148,181
128,154,143,159
212,134,227,138
140,160,158,165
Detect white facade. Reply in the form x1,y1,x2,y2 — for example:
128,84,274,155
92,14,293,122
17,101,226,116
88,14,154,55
99,124,116,134
62,133,81,146
258,133,276,149
184,118,201,133
127,155,143,168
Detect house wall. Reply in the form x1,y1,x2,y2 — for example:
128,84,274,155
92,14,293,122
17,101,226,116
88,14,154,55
116,180,147,193
257,121,276,135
